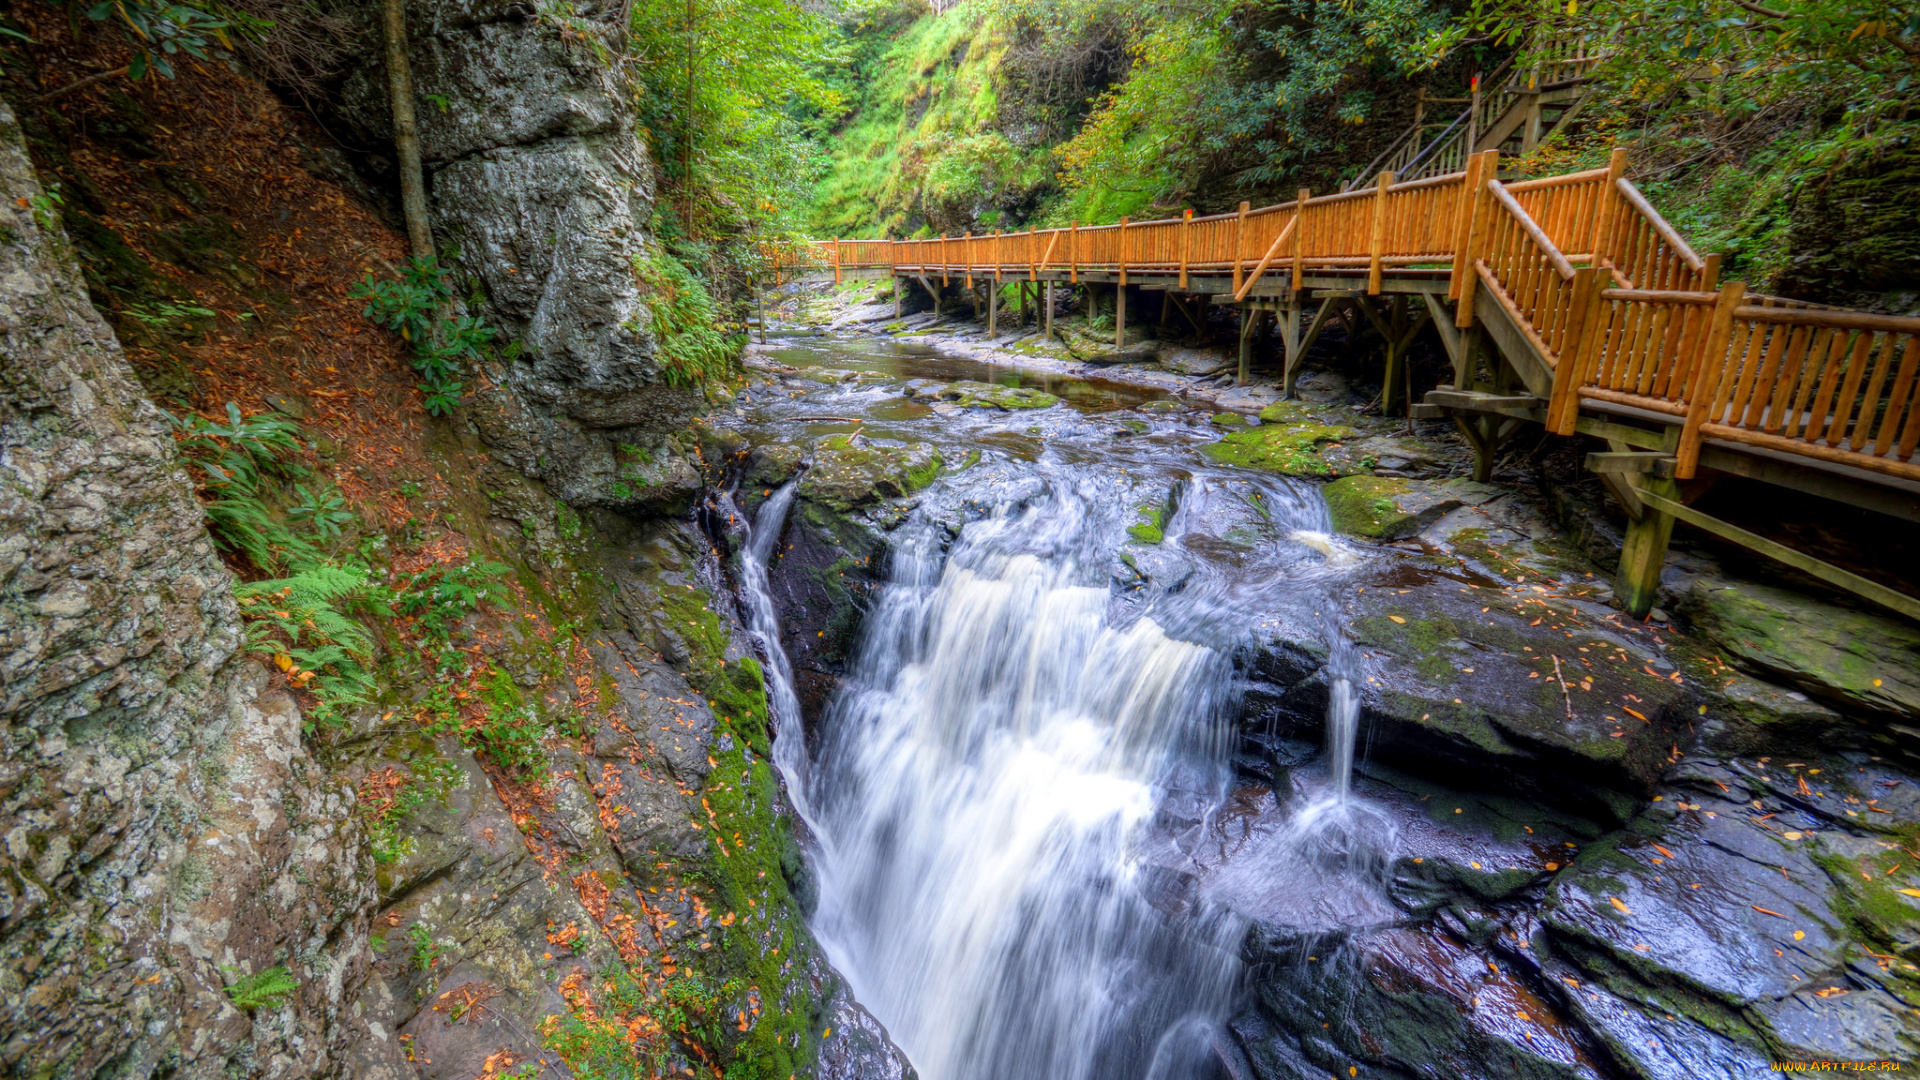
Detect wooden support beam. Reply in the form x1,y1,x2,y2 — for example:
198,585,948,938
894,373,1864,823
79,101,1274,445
1044,280,1054,337
1422,292,1462,372
1585,452,1676,476
1115,283,1127,350
1281,303,1304,397
1635,488,1920,622
988,282,997,336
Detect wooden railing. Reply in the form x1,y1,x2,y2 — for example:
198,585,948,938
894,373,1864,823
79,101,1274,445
775,147,1920,487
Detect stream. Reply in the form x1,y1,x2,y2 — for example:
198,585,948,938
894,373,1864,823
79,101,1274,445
721,331,1398,1080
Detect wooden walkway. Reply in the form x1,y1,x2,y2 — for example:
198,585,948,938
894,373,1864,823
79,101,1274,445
769,147,1920,622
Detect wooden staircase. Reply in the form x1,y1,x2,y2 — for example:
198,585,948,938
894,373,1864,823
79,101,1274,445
1343,36,1605,191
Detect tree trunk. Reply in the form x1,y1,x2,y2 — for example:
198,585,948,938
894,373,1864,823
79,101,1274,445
382,0,434,259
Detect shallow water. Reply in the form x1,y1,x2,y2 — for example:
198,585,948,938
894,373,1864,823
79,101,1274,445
725,332,1399,1080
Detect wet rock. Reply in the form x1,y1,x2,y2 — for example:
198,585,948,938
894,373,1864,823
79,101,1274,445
1211,411,1251,428
1201,402,1359,476
937,379,1060,409
801,434,942,513
1677,579,1920,721
1323,434,1451,479
1245,925,1609,1079
1160,346,1235,376
816,975,919,1080
1325,476,1464,539
1548,964,1771,1079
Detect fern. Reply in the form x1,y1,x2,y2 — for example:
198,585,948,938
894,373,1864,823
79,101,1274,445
166,403,315,572
235,564,386,722
223,965,298,1010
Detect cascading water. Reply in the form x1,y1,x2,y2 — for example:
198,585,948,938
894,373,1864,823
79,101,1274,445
721,338,1394,1080
735,478,811,818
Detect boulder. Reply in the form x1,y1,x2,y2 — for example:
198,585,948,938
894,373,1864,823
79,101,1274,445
938,380,1060,410
1677,579,1920,721
1201,405,1359,476
800,434,942,514
1325,476,1463,539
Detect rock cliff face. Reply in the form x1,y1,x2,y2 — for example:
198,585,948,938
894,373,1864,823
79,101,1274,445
0,102,382,1078
331,0,706,507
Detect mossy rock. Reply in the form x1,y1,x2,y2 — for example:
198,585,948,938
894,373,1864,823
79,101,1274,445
1677,579,1920,720
799,434,941,513
938,380,1058,410
1210,412,1250,428
1325,476,1462,539
1201,416,1359,476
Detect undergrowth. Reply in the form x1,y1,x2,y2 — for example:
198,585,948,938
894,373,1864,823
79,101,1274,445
351,254,509,416
630,249,741,391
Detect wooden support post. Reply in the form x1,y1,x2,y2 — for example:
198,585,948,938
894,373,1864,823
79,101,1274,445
893,275,902,319
1291,189,1310,291
1675,280,1747,479
1616,475,1680,618
1232,201,1249,296
1044,280,1054,337
1383,295,1407,415
1116,283,1127,350
1281,302,1303,398
988,280,997,336
1239,307,1255,385
1179,208,1193,291
1367,171,1393,295
1521,94,1544,154
1158,290,1173,336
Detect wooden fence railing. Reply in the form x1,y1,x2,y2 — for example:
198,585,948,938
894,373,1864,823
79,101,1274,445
774,146,1920,486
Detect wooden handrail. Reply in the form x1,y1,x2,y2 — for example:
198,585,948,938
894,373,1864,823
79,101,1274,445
1488,180,1576,280
1615,177,1705,272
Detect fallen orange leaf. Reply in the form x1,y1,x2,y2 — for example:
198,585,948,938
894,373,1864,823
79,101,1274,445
1752,905,1788,918
1609,896,1632,915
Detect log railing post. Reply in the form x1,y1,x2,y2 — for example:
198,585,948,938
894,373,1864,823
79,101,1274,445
1118,216,1130,286
1233,201,1249,295
1590,147,1628,273
1070,221,1080,284
993,230,1002,283
1456,150,1499,328
940,234,949,286
1179,208,1193,291
1547,266,1603,433
833,239,842,285
1291,189,1309,292
1368,171,1394,295
1675,281,1748,479
1448,152,1486,301
963,231,972,289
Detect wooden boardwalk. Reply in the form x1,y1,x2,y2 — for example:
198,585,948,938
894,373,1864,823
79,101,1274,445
770,148,1920,622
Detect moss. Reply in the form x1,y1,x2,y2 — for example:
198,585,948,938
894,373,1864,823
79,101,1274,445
1127,504,1166,545
1324,476,1412,538
942,380,1058,409
1210,412,1248,428
1201,418,1357,475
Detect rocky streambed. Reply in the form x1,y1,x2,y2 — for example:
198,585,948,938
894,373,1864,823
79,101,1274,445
702,299,1920,1079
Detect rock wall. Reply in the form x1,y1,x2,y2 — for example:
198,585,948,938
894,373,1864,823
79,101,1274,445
0,102,391,1078
329,0,706,508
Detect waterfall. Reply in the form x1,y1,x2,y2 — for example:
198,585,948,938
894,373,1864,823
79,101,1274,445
737,479,812,819
802,486,1246,1080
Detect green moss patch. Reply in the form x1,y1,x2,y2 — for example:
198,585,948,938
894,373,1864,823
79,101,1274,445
1201,417,1358,476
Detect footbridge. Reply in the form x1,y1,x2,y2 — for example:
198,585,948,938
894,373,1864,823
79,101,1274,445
768,147,1920,623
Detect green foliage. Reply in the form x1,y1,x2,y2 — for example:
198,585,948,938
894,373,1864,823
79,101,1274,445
629,0,844,237
287,482,355,540
630,251,740,389
166,403,318,572
540,966,743,1080
468,666,547,774
234,563,384,726
408,923,442,973
350,255,497,416
223,965,298,1010
392,560,510,640
122,299,217,329
70,0,240,81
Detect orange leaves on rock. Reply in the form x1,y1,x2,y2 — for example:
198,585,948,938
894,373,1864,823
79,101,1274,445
1608,896,1632,915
